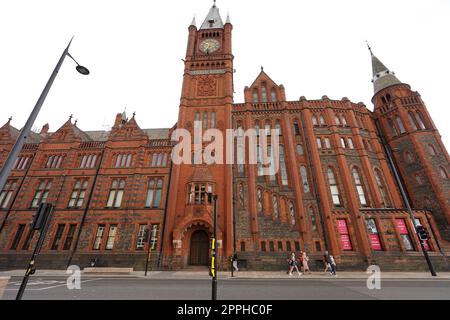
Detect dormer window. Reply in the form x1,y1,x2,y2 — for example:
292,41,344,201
261,84,267,102
270,89,277,102
252,89,258,103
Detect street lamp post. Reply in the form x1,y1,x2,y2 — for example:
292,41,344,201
211,194,218,300
0,37,89,194
375,120,437,276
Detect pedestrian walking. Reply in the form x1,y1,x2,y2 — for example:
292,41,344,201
302,251,311,274
323,251,337,276
287,252,302,276
232,251,239,272
329,254,337,276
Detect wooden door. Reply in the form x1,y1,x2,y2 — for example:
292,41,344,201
189,231,209,265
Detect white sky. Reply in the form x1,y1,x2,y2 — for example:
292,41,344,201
0,0,449,150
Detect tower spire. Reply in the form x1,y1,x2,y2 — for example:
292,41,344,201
190,15,196,27
200,0,224,29
369,45,402,94
366,40,374,56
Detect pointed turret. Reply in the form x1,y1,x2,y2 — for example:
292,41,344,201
200,1,224,29
368,44,402,94
190,15,196,28
225,13,231,24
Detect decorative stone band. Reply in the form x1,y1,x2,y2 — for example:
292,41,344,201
189,69,226,76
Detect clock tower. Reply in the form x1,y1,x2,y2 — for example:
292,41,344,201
161,2,234,268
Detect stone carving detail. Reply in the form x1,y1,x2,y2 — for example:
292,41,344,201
197,77,217,97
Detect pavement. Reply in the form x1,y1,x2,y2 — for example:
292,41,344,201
1,269,450,279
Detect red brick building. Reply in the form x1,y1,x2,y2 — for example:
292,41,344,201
0,3,449,271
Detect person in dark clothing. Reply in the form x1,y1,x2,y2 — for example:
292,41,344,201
323,251,337,276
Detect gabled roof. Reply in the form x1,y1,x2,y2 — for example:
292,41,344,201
248,68,279,89
0,119,41,144
45,119,92,142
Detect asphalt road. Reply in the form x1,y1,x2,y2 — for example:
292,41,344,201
2,276,450,300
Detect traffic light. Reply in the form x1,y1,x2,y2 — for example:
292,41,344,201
31,203,52,230
209,256,215,277
416,225,429,241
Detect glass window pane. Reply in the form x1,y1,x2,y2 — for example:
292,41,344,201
114,190,124,207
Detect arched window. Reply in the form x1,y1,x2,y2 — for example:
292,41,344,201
252,89,258,103
265,122,271,136
312,116,318,126
396,116,406,134
293,121,301,135
408,112,418,130
352,167,368,206
261,84,267,102
288,201,296,225
275,121,282,135
309,207,318,233
374,169,391,207
341,116,347,126
428,144,437,156
270,88,277,102
279,146,288,186
296,144,304,156
254,121,260,136
272,195,279,218
340,138,347,148
335,115,341,126
386,93,392,102
388,118,398,136
194,112,200,128
156,153,163,166
439,166,448,179
203,112,208,129
415,112,426,130
316,138,322,149
300,165,310,193
238,184,245,208
319,115,326,125
324,137,331,149
257,189,263,213
347,138,354,149
210,112,215,128
327,168,341,206
256,144,263,176
237,124,244,174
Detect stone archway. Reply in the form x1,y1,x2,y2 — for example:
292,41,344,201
189,230,209,266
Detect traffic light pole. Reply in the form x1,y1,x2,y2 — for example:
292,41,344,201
211,194,218,300
144,238,152,277
16,204,54,300
375,120,437,276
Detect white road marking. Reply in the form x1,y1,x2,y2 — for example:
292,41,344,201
5,278,103,291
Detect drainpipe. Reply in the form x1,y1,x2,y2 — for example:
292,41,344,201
298,111,330,253
157,146,174,270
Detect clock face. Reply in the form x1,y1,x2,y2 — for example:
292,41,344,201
199,39,220,53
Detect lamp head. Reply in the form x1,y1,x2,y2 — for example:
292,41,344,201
76,65,90,75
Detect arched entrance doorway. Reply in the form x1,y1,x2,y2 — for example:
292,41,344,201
189,230,210,266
